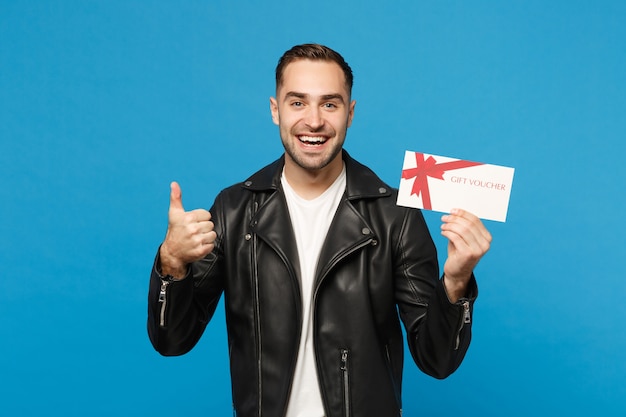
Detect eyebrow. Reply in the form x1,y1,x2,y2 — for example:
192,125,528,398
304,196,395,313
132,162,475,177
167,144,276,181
284,91,346,103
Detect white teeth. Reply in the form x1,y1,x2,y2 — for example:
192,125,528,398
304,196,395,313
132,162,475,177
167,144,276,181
299,136,326,143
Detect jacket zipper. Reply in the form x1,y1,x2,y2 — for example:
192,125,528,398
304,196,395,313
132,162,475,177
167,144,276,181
309,239,370,416
314,238,373,300
310,239,371,416
340,349,351,417
158,279,170,327
251,201,263,416
454,300,471,350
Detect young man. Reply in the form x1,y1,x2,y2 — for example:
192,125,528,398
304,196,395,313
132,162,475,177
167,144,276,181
148,44,491,417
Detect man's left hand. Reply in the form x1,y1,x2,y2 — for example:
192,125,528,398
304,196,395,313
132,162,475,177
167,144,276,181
440,209,492,303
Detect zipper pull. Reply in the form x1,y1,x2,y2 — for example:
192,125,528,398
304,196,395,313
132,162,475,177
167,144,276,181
455,300,471,350
159,280,169,302
340,349,348,371
462,300,471,324
158,280,170,327
340,349,351,416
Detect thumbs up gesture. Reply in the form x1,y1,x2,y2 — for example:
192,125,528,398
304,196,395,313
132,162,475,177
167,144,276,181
159,182,217,279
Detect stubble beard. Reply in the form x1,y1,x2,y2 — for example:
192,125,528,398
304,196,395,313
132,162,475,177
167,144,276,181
280,127,347,172
282,140,341,171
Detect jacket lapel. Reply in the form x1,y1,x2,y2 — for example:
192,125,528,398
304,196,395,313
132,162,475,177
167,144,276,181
251,189,302,287
314,199,374,286
243,151,392,296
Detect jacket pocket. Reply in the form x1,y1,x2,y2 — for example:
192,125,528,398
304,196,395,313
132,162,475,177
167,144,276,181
340,348,351,417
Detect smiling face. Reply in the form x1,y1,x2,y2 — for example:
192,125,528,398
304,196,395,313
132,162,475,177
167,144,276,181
270,59,356,178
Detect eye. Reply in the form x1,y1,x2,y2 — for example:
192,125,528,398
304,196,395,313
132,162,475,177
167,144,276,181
323,102,337,109
291,101,303,107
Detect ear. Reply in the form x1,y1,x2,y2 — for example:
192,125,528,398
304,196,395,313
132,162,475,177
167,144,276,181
347,99,356,127
269,97,279,126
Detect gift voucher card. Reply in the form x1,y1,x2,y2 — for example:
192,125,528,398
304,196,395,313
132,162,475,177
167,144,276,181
397,150,515,222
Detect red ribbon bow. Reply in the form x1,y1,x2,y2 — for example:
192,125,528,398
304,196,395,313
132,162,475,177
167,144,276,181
401,152,483,210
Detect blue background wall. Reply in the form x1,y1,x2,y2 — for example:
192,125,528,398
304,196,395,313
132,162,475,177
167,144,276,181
2,1,625,415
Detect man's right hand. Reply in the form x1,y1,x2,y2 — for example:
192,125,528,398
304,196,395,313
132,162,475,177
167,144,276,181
159,181,216,279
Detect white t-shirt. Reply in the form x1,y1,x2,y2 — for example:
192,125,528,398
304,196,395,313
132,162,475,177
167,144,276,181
281,166,346,417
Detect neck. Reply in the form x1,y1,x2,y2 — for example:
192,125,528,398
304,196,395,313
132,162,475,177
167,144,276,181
283,154,344,200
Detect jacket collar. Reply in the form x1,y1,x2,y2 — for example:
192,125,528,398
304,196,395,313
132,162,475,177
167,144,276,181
242,150,392,200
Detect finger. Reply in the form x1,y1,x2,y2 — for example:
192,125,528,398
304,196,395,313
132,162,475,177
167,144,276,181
443,210,491,245
188,209,212,223
441,211,475,245
450,209,492,243
194,219,215,235
194,232,217,259
441,213,488,254
441,229,472,254
442,221,487,254
169,181,185,212
202,231,217,246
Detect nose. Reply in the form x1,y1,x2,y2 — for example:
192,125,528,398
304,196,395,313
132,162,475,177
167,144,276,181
304,106,324,130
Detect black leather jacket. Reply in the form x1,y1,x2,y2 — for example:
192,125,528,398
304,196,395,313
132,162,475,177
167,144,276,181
148,151,477,417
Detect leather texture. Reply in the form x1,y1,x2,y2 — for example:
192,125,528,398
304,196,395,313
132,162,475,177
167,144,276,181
148,151,477,417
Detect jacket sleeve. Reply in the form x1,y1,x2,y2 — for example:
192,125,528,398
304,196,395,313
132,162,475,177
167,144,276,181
147,199,226,357
394,208,478,379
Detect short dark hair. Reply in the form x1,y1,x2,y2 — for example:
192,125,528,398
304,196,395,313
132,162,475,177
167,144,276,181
275,44,354,94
